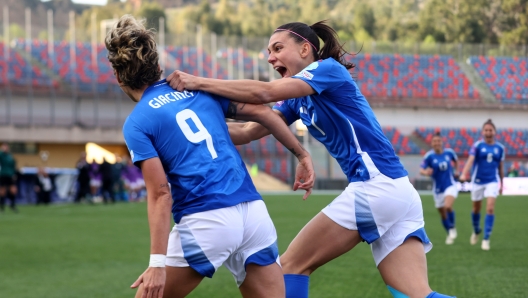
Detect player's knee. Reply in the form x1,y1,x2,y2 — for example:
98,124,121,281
486,207,494,214
280,254,315,275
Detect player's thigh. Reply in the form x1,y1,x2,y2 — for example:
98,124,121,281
280,212,362,275
163,266,205,298
433,192,445,209
471,184,486,202
443,185,458,208
239,263,284,298
484,183,499,199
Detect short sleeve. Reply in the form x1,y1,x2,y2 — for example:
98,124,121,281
272,100,299,126
291,59,343,95
469,142,478,157
123,118,158,167
447,149,458,161
208,92,232,116
420,156,430,169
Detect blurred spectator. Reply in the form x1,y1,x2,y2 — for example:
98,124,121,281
0,143,18,213
122,157,145,202
99,158,115,204
89,161,102,201
507,164,519,177
74,152,92,204
112,154,127,202
35,167,53,205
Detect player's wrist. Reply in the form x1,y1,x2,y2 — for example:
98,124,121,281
149,254,166,267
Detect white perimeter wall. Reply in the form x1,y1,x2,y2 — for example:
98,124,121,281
374,106,528,134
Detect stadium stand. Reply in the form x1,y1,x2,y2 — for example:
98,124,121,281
415,127,528,157
165,46,229,79
0,42,57,87
469,56,528,104
349,54,480,100
382,127,421,155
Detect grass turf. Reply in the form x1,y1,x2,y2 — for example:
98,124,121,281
1,193,527,297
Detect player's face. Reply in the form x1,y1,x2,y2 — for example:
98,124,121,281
267,31,312,78
482,124,496,140
431,136,442,152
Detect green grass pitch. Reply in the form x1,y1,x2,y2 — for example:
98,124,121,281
1,193,527,297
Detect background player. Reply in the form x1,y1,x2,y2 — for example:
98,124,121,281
420,132,459,245
460,119,504,251
105,15,314,298
167,21,454,298
0,143,18,213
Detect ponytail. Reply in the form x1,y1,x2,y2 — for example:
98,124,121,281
274,21,355,70
483,119,496,131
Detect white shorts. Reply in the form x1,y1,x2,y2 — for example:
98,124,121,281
166,200,279,286
433,185,458,208
322,174,433,266
89,179,101,188
471,182,499,201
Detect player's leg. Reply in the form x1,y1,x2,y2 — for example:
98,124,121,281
133,266,204,298
444,186,458,242
470,184,484,245
375,187,453,298
0,184,6,211
280,212,362,297
378,238,432,298
482,183,498,250
224,200,284,298
239,263,284,298
8,183,17,212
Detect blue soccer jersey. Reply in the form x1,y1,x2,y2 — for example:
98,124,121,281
421,149,458,194
273,58,407,182
123,79,261,223
469,140,505,185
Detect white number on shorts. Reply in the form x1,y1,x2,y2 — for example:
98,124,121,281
176,109,218,159
486,153,493,163
438,161,448,171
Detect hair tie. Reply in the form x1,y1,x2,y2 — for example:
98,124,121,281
274,29,318,52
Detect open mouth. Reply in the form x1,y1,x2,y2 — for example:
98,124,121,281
274,66,287,78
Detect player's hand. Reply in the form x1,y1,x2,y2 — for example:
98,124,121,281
459,173,467,182
499,187,503,195
131,267,166,298
293,155,315,200
166,70,201,92
424,168,433,176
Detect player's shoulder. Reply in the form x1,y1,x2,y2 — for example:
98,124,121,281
495,142,505,149
472,140,484,148
423,149,434,159
444,148,457,155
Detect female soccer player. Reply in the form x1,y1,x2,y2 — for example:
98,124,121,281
167,21,454,298
460,119,504,251
106,15,314,298
420,133,459,245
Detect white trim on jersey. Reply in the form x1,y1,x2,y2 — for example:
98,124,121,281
347,119,381,179
444,148,458,161
471,165,478,184
311,112,326,136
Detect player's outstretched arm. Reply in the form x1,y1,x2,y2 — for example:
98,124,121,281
460,155,475,182
166,70,314,104
227,109,288,145
226,102,315,198
131,157,172,298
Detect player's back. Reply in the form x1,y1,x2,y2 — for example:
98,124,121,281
123,80,261,223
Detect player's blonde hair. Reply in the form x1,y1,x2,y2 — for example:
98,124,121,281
105,14,162,90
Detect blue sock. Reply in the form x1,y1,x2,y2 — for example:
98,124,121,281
441,218,451,233
387,285,409,297
484,214,495,240
471,212,481,234
284,274,309,298
447,211,455,229
426,291,456,297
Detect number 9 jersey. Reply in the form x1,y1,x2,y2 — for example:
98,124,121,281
469,140,505,185
123,79,261,224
